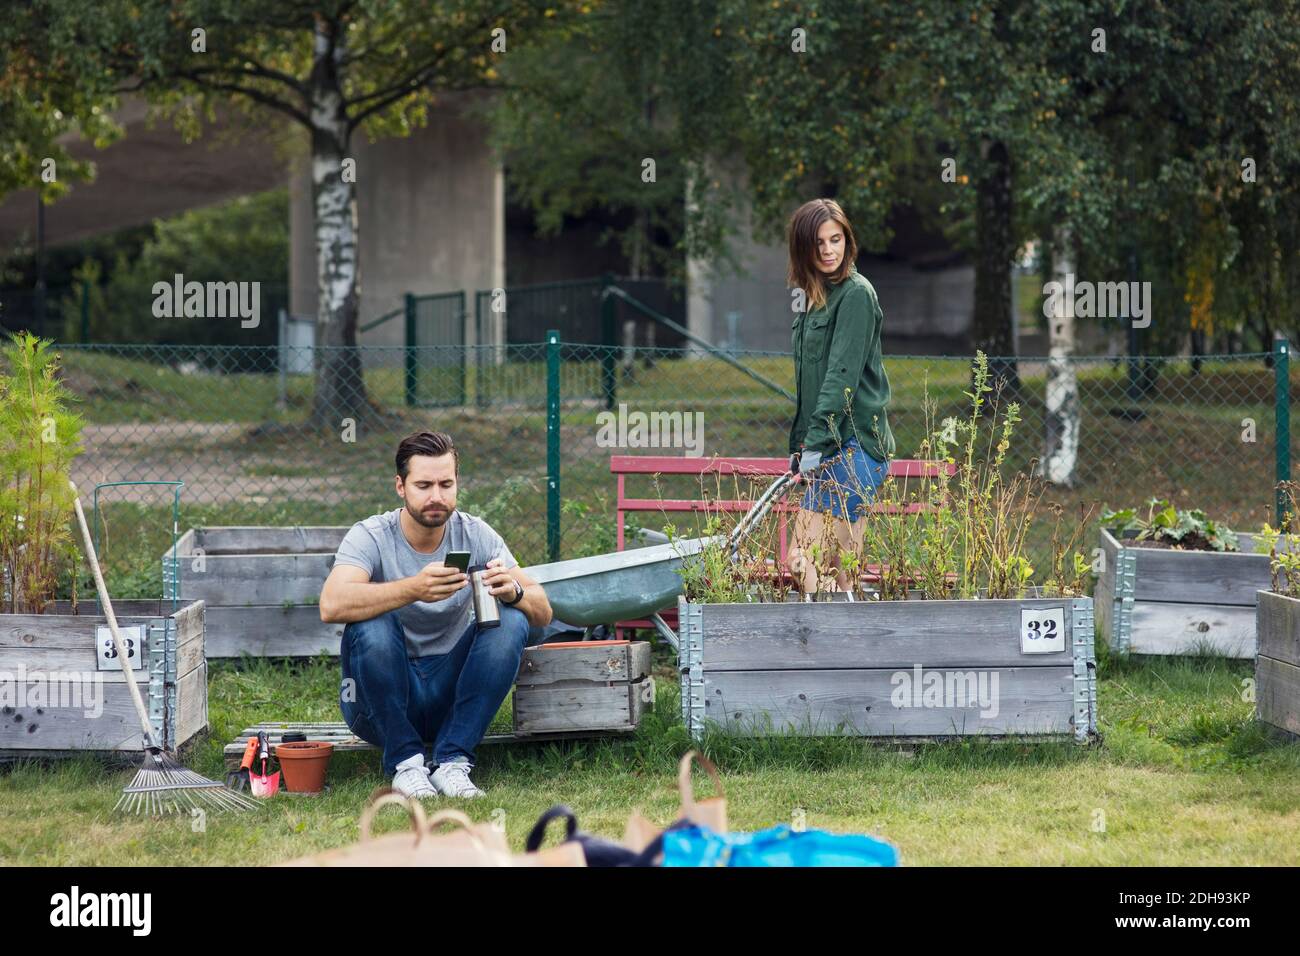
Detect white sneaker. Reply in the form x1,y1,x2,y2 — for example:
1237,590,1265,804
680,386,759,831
431,759,486,798
392,764,438,799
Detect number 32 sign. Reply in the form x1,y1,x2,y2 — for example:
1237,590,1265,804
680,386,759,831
1020,606,1066,654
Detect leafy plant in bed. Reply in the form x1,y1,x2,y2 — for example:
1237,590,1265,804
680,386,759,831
667,351,1094,604
0,332,84,613
1101,498,1238,553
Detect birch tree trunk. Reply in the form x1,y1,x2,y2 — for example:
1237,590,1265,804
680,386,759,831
308,17,367,425
683,162,711,360
1037,227,1081,486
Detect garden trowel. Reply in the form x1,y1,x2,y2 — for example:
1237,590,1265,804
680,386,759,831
250,731,281,797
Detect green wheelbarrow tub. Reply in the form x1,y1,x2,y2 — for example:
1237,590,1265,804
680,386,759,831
523,535,724,627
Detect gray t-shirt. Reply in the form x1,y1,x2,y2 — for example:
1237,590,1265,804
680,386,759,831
333,508,519,657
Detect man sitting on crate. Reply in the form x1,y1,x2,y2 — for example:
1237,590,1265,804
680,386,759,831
320,430,552,799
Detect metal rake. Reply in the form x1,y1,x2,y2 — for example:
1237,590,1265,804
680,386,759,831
70,481,258,815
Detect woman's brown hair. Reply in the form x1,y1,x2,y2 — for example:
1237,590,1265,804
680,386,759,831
786,199,859,313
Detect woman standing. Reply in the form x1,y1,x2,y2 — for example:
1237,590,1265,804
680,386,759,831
784,199,896,594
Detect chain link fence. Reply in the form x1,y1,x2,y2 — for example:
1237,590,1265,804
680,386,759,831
473,276,689,350
52,338,1292,594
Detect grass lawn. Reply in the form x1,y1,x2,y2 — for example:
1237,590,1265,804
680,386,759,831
2,646,1298,866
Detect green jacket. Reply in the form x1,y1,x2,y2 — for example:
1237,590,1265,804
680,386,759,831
788,265,896,463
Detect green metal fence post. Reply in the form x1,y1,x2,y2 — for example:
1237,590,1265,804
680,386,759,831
546,329,562,561
456,293,467,407
600,272,616,410
475,290,487,409
404,293,417,408
1275,335,1292,526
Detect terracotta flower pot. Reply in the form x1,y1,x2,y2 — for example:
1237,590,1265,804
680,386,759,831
274,740,334,793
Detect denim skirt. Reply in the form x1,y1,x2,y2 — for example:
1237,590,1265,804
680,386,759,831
799,437,889,521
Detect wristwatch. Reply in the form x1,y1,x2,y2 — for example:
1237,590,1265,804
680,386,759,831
502,579,525,606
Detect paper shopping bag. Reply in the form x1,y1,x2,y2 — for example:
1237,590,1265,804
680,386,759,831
623,750,728,854
278,788,584,867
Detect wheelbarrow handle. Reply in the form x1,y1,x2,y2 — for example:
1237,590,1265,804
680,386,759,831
727,472,796,560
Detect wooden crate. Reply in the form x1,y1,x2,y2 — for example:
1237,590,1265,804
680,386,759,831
1256,590,1300,739
512,641,653,735
168,526,349,657
0,600,207,756
677,595,1097,743
1096,528,1280,658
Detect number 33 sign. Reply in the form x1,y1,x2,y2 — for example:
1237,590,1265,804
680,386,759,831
1020,606,1066,654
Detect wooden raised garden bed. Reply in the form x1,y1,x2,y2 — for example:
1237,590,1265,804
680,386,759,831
1255,590,1300,738
1095,528,1277,658
675,594,1097,743
168,526,349,657
0,599,208,757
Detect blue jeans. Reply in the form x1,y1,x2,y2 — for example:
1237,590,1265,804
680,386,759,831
338,606,529,775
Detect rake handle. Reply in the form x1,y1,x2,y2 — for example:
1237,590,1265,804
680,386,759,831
69,481,159,749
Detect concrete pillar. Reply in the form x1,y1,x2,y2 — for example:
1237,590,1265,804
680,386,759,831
685,158,795,356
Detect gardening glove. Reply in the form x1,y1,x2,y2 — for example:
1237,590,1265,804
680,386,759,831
798,449,823,473
787,451,810,485
787,447,823,486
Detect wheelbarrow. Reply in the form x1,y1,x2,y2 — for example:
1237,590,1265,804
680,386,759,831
523,472,796,650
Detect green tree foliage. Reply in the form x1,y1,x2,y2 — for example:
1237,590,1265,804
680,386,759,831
58,189,290,345
493,0,1300,352
5,0,1299,357
478,0,750,281
976,1,1300,354
5,0,576,422
0,6,122,201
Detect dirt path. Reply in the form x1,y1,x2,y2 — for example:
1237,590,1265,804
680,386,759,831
73,422,358,505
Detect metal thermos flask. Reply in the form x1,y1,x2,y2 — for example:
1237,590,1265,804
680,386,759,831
468,564,501,628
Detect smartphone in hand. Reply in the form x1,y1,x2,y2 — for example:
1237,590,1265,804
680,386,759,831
445,550,472,573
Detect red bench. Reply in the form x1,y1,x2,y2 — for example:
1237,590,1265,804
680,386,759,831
610,454,955,639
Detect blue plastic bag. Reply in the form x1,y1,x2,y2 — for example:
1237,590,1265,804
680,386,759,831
661,823,900,867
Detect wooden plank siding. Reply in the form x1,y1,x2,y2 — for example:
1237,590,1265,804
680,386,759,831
170,526,348,657
703,667,1074,737
512,642,653,735
1256,591,1300,739
1100,528,1277,658
0,601,207,755
681,597,1095,742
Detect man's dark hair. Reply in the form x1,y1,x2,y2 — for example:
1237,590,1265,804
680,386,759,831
396,431,459,479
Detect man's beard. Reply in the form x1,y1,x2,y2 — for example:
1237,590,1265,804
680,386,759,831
407,501,452,528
